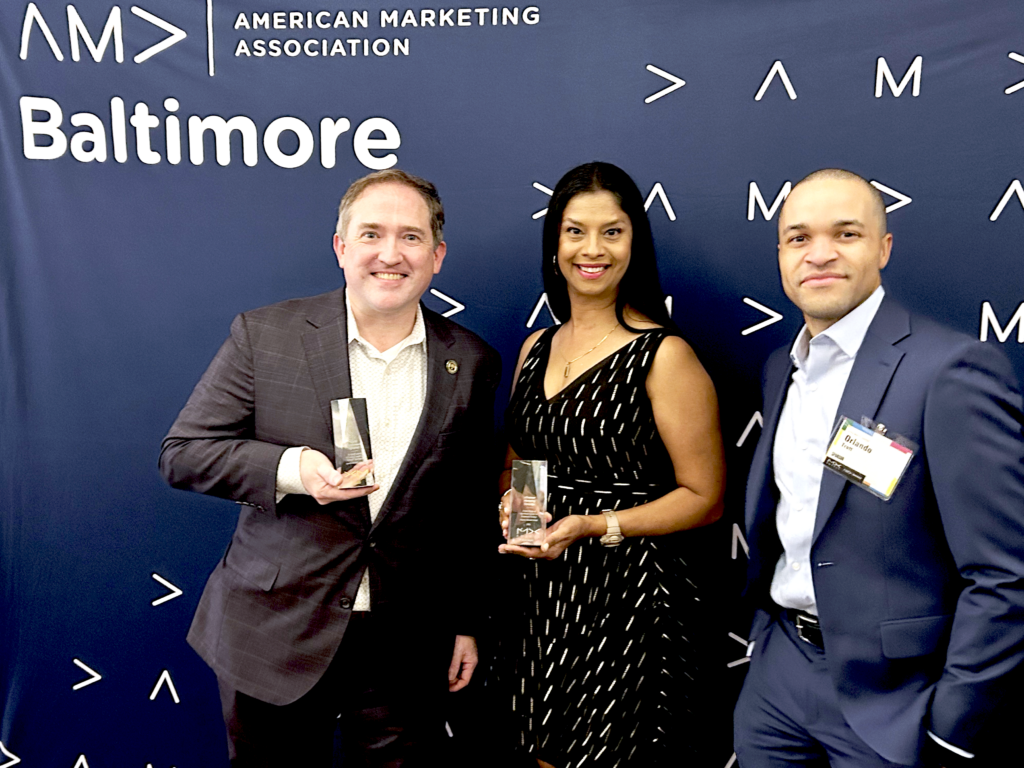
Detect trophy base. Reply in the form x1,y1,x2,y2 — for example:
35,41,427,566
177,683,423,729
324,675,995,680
509,512,545,547
338,459,374,488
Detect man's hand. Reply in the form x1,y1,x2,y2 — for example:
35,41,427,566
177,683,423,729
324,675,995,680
448,635,478,692
299,449,378,504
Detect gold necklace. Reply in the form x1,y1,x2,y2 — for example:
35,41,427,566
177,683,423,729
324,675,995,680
562,324,618,378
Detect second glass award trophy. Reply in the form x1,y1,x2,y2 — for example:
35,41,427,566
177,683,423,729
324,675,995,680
330,398,374,487
509,459,547,547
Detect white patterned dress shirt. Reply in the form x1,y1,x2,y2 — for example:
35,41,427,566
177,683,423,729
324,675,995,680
276,290,427,610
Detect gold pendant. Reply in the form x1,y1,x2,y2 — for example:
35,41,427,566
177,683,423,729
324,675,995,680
564,362,571,378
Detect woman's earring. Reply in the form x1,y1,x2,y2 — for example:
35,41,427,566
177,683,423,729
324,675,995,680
551,254,557,267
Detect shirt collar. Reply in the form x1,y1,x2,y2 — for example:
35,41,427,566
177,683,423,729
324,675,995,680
790,285,885,367
345,289,427,359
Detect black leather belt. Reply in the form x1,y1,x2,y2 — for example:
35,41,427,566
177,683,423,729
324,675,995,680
785,608,824,650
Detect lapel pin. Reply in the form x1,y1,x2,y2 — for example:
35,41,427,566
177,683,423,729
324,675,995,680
445,359,459,374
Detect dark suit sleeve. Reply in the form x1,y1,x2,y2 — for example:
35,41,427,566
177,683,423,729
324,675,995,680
453,344,502,638
923,339,1024,750
159,313,286,514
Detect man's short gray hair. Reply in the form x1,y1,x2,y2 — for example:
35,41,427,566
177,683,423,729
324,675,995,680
335,169,445,248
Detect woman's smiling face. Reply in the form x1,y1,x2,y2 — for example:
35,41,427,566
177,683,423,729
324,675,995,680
557,190,633,302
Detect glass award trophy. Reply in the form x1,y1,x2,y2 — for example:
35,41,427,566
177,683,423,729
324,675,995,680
330,398,374,487
509,459,547,547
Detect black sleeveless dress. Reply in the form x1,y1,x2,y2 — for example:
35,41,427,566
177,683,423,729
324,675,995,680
497,327,704,767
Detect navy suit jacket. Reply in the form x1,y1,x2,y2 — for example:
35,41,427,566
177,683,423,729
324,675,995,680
159,288,500,706
744,295,1024,764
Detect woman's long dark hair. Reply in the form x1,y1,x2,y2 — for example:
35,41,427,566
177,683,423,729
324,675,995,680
542,162,675,332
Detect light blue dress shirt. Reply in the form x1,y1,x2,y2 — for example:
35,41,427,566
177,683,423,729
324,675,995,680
770,285,885,615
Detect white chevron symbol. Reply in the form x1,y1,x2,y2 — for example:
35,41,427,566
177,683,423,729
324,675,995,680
727,632,751,667
741,298,783,335
72,658,103,690
989,179,1024,221
429,289,465,318
150,669,181,703
643,183,677,220
151,572,183,606
131,7,187,63
644,64,685,103
0,742,21,768
527,292,561,328
1005,52,1024,95
755,60,797,101
531,182,553,219
870,181,912,213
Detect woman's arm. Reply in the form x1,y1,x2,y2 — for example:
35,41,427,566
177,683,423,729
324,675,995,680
504,334,726,558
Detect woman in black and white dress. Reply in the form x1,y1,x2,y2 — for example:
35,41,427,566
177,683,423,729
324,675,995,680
496,162,726,768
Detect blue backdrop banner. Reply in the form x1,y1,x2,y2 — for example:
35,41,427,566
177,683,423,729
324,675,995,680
3,1,1024,765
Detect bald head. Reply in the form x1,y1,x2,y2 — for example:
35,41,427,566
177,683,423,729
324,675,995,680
784,169,887,237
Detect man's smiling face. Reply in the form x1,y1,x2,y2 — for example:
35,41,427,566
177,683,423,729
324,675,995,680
334,181,446,321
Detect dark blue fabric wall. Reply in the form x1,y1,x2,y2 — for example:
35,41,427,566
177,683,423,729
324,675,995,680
3,1,1024,764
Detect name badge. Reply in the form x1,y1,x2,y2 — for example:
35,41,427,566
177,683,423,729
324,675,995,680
823,416,917,501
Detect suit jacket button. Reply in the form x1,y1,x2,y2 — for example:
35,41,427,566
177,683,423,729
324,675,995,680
369,541,376,548
340,597,352,609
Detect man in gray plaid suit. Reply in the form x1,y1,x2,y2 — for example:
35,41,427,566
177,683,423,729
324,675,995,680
160,170,500,767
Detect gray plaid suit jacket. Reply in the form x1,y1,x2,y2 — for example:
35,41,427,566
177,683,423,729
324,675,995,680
159,287,500,706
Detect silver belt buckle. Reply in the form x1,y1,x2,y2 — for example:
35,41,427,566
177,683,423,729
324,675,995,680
794,612,820,645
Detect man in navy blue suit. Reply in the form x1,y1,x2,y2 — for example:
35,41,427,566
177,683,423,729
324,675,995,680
734,168,1024,767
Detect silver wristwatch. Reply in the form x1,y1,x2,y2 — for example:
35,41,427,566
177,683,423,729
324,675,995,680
599,511,623,547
